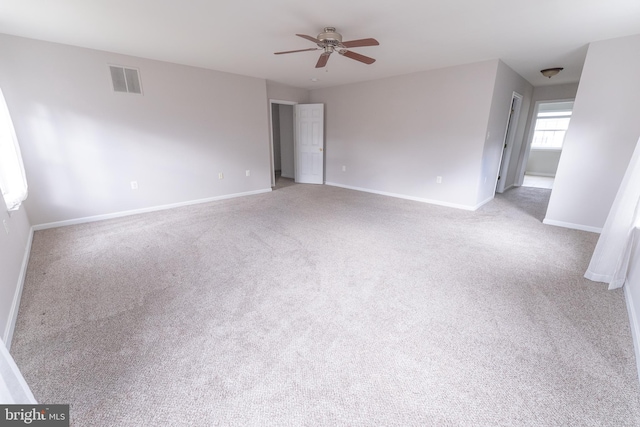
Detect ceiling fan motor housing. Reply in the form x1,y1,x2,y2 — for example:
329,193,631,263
317,27,343,46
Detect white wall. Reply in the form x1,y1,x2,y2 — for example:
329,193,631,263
545,34,640,231
530,84,579,103
279,105,294,179
0,206,31,348
526,150,562,176
478,61,533,202
0,34,272,226
309,60,500,209
266,82,309,104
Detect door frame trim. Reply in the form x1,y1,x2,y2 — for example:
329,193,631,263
495,91,523,194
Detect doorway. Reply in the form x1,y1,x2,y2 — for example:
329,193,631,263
269,100,296,188
268,100,325,188
520,100,574,189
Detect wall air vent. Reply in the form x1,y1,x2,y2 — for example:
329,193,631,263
109,65,142,94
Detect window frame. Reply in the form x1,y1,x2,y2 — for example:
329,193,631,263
530,110,573,151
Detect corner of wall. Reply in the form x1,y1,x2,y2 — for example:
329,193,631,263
545,33,640,230
475,59,534,205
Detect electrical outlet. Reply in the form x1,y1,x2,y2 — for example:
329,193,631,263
130,181,138,190
246,170,250,177
3,220,8,234
436,176,442,184
342,165,346,172
218,172,224,180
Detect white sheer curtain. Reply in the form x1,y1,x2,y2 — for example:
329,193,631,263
585,136,640,289
0,87,28,211
0,339,37,404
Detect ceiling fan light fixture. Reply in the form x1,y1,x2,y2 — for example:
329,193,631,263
540,67,564,78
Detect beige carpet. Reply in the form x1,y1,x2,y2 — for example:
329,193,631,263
11,183,640,426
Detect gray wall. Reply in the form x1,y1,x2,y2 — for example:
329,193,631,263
0,207,31,347
545,34,640,230
478,61,533,201
0,34,272,226
309,60,500,209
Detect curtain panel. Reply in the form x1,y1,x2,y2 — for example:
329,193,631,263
0,88,28,212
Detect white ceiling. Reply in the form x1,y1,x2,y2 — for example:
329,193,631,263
1,0,639,90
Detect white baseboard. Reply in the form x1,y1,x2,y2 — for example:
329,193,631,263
525,172,556,177
324,182,479,211
624,284,640,385
33,188,272,231
496,183,515,194
542,218,602,233
474,196,495,210
3,227,34,351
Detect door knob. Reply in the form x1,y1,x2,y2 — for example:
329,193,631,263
319,148,323,152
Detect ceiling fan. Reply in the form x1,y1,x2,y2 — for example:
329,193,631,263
274,27,379,68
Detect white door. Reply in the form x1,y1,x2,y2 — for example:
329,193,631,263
295,104,324,184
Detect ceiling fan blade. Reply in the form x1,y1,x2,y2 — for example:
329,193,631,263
315,52,331,68
340,50,376,65
296,34,322,44
341,38,380,48
274,48,320,55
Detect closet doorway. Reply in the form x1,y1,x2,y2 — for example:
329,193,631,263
269,101,296,188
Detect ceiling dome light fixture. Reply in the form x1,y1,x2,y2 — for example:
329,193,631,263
540,67,564,78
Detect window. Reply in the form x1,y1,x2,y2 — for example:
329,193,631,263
531,109,572,149
0,88,28,211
